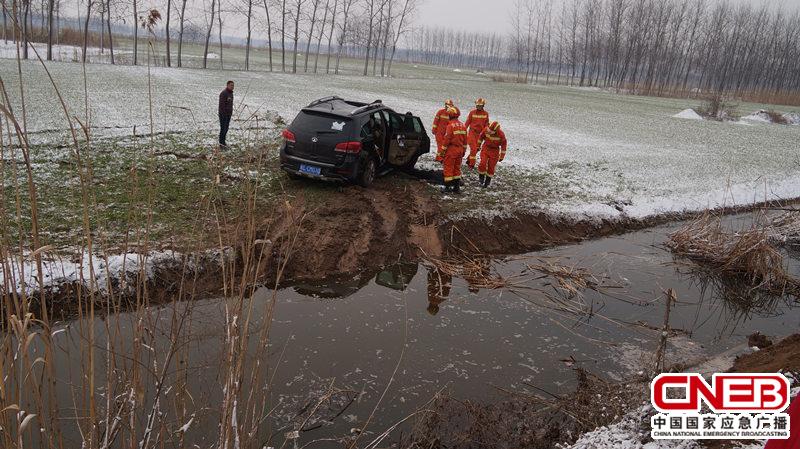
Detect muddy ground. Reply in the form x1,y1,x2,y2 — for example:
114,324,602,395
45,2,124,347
33,166,799,321
264,173,649,283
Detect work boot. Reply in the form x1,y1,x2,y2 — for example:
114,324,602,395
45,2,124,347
479,174,485,185
440,180,452,194
483,176,491,188
452,181,462,194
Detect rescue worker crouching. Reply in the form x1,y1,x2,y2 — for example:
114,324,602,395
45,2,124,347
477,121,507,188
432,99,455,162
437,106,468,194
464,98,489,169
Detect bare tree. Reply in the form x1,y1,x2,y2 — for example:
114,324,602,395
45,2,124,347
203,0,216,68
46,0,54,58
362,0,375,75
22,0,29,59
312,0,329,72
217,0,224,68
132,0,138,64
165,0,171,66
177,0,187,66
262,0,273,70
290,0,306,72
81,0,91,62
324,0,338,72
334,0,354,74
281,0,286,71
303,0,321,71
386,0,414,76
105,0,114,63
244,0,253,70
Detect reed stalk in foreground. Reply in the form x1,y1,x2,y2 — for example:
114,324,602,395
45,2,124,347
0,13,310,448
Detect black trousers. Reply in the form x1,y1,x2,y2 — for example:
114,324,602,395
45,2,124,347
219,114,231,145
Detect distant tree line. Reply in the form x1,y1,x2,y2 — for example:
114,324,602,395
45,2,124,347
0,0,418,76
3,0,799,100
402,0,800,100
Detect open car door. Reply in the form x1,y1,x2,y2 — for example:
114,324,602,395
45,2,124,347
387,112,429,167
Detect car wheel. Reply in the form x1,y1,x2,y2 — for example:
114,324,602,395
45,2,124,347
358,156,377,187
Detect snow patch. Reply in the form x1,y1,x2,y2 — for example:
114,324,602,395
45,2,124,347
672,109,703,120
783,112,800,125
1,248,231,295
742,110,773,123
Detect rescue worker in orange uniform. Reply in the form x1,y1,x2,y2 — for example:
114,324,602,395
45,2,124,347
431,99,455,161
437,106,468,194
477,121,507,188
464,98,489,169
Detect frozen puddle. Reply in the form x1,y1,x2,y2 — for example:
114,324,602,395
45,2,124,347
46,214,800,446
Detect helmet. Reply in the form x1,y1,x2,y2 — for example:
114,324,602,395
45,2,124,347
447,106,460,118
475,98,486,106
488,121,500,132
444,99,454,107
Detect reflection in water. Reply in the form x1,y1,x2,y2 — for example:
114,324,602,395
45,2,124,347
31,215,800,447
426,267,452,315
678,262,795,335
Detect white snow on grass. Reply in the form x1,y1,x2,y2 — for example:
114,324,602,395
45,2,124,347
560,405,700,449
743,110,774,123
0,41,130,62
784,112,800,125
3,59,800,222
1,251,183,295
1,248,232,295
672,109,703,120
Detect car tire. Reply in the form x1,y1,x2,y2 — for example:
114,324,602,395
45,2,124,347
358,156,377,187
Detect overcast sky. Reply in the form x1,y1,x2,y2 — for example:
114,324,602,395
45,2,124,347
416,0,800,31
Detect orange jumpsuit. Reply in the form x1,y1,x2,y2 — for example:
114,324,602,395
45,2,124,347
464,108,489,168
437,119,467,183
477,127,507,178
431,108,451,161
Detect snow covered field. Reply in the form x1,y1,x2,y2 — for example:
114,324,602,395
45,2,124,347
4,58,800,220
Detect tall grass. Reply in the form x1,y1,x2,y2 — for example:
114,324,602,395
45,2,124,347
0,12,309,449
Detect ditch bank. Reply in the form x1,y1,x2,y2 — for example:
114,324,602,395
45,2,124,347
13,172,800,320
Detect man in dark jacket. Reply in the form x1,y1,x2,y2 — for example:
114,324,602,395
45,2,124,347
218,81,234,147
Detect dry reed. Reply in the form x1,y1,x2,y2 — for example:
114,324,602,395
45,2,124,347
667,213,800,298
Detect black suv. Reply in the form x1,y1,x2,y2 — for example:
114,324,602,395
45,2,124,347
279,96,431,187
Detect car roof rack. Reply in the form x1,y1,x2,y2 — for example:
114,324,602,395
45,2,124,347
306,96,344,108
350,100,384,116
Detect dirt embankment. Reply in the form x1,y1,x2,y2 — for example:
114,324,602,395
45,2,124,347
34,171,795,320
263,175,444,282
730,333,800,373
263,174,663,284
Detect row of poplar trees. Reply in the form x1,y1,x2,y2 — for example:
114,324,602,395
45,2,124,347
0,0,417,76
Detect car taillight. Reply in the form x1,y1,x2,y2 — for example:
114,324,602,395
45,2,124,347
334,141,362,154
282,129,296,143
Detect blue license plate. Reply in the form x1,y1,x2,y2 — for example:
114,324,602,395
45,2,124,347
299,164,321,176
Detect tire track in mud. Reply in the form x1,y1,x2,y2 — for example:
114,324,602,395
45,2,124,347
266,176,443,282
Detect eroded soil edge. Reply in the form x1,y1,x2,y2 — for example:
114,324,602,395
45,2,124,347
34,175,792,319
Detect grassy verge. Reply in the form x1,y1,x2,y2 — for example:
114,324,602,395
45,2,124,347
4,127,285,252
